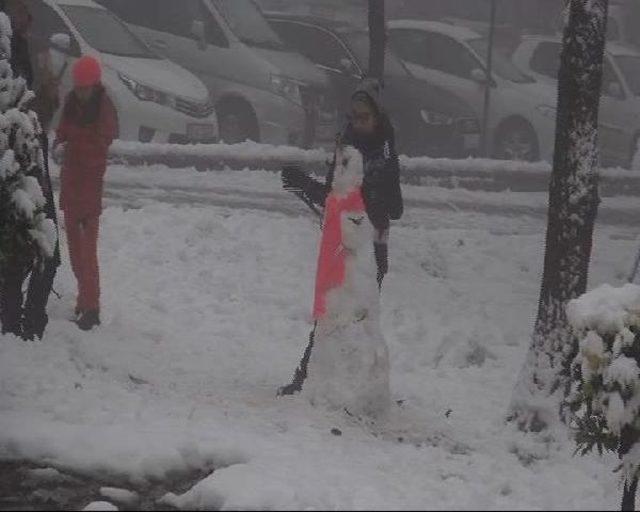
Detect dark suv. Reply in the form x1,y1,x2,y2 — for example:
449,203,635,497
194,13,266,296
265,13,481,157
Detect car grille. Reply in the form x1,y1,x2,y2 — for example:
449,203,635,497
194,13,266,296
175,97,215,119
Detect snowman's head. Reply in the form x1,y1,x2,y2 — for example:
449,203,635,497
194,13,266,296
332,145,364,195
341,211,372,253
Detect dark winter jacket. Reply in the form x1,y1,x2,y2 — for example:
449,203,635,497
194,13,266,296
57,85,118,218
284,88,403,233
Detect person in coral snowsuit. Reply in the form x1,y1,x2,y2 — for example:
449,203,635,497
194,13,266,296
54,56,118,331
278,79,403,396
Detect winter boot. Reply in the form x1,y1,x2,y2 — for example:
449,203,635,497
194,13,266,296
76,310,100,331
21,312,48,341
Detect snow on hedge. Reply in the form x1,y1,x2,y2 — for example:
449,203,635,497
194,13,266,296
566,284,640,485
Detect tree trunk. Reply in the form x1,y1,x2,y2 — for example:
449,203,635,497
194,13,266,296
368,0,385,81
509,0,608,431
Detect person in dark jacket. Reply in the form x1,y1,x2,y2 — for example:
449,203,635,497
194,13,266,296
283,78,403,285
0,0,61,340
278,79,404,396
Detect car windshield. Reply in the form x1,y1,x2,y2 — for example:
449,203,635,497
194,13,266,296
62,5,154,59
615,55,640,96
468,38,533,83
212,0,285,50
345,32,410,78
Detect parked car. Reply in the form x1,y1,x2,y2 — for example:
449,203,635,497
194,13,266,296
26,0,218,145
512,35,640,168
388,20,558,162
95,0,336,148
264,13,481,158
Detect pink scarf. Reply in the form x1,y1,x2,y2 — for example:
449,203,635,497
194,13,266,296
313,188,366,320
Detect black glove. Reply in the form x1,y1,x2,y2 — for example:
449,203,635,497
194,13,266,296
282,165,305,192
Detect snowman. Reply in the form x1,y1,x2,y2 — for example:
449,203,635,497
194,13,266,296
302,144,391,419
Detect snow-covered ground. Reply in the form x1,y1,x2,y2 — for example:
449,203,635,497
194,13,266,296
1,162,638,510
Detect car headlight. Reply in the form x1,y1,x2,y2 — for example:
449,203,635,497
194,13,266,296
271,74,302,105
119,73,177,109
536,104,557,119
420,109,454,126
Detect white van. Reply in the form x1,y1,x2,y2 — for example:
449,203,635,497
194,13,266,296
96,0,336,147
27,0,218,145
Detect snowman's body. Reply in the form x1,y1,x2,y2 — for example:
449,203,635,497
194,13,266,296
303,146,391,419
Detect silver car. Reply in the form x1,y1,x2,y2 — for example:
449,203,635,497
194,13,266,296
513,35,640,169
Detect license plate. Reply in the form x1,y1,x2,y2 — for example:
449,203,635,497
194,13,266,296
464,134,481,150
187,123,215,141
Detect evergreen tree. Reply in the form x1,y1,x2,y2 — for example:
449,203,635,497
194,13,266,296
0,13,56,301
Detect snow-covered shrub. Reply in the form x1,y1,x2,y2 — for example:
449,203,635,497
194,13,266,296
565,284,640,486
0,13,55,273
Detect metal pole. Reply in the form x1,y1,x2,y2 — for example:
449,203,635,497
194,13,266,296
482,0,497,157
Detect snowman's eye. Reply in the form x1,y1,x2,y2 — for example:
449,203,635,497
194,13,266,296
349,216,364,225
342,158,349,167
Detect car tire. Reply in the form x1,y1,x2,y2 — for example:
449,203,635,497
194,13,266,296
217,100,259,145
493,119,540,162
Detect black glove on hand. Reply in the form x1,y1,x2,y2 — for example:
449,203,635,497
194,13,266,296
282,165,305,192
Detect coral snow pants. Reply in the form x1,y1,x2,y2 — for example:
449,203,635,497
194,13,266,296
64,213,100,312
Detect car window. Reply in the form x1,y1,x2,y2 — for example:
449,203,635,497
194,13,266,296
530,41,561,79
602,56,624,97
391,30,477,79
211,0,283,50
344,31,410,78
61,5,154,58
616,55,640,96
25,0,80,56
275,22,354,72
607,17,620,41
95,0,149,27
389,29,430,67
468,38,533,83
103,0,227,47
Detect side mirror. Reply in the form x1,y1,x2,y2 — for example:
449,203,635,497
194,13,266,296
50,33,72,54
608,81,624,99
471,68,488,84
191,20,207,51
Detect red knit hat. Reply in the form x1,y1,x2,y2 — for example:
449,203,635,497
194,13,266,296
73,56,102,87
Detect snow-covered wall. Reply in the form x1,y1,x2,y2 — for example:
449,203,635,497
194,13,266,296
108,140,640,196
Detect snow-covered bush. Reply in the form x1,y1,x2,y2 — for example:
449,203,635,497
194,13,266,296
0,13,56,273
566,284,640,489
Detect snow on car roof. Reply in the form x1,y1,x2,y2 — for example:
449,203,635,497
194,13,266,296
388,19,481,41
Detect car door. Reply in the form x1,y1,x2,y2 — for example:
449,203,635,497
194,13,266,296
271,21,361,121
390,29,485,121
